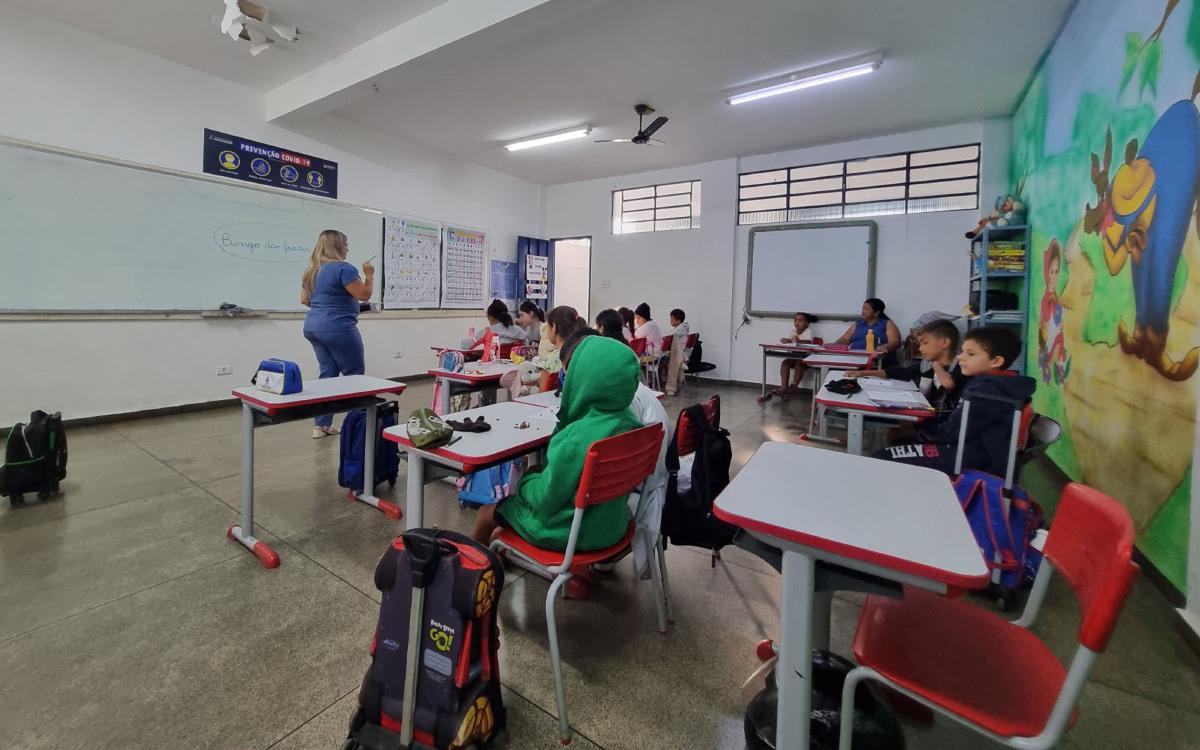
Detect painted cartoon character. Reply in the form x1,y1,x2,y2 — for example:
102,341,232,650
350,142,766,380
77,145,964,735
1085,101,1200,381
1038,239,1070,383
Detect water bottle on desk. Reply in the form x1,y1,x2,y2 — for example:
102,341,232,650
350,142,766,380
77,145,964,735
866,329,876,353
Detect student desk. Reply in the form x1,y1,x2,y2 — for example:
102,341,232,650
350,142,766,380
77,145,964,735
430,345,483,361
758,342,828,399
799,352,880,444
814,370,936,455
427,360,518,414
713,441,988,750
230,375,408,568
383,401,555,529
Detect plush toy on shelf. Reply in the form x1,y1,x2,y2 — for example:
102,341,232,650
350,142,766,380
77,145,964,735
965,193,1027,239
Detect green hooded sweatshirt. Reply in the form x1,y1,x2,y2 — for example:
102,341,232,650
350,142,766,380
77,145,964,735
497,335,642,551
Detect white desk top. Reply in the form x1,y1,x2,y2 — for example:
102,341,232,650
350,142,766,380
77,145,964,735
713,441,988,588
815,370,935,419
427,360,519,383
512,388,663,410
802,352,877,367
232,375,406,415
383,400,553,471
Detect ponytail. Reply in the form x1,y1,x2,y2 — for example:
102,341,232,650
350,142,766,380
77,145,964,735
487,299,513,328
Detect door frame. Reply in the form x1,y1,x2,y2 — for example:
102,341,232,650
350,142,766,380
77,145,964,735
549,235,592,316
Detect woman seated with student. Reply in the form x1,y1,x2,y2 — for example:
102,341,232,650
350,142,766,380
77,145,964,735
835,298,902,364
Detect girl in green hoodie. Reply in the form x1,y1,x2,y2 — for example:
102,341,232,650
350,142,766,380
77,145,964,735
470,333,642,550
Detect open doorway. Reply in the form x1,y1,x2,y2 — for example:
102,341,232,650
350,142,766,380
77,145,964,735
551,237,591,321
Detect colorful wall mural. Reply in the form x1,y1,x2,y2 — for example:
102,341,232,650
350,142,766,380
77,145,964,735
1012,0,1200,589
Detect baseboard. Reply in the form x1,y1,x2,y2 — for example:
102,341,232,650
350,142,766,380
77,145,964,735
59,374,428,428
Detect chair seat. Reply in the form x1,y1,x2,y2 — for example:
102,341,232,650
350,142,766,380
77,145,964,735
494,521,636,569
853,587,1067,739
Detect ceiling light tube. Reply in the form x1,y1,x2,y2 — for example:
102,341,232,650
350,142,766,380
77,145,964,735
505,127,592,152
727,54,882,106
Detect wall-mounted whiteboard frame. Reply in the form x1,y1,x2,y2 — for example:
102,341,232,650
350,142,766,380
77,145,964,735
0,135,386,314
745,220,877,320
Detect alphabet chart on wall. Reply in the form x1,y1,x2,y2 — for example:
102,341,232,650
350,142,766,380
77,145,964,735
382,215,442,309
441,226,488,309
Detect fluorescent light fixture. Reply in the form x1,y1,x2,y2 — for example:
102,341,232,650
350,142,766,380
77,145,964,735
727,53,882,106
504,127,591,152
363,208,384,215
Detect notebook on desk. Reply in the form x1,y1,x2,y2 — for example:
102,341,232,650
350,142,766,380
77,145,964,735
858,377,919,392
861,382,933,410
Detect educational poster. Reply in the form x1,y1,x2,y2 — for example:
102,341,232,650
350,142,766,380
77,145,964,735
382,215,441,309
202,129,338,198
1010,0,1200,590
442,226,488,308
490,259,518,310
525,254,549,300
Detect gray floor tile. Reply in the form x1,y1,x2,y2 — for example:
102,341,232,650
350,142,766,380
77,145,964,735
0,485,247,640
0,553,377,750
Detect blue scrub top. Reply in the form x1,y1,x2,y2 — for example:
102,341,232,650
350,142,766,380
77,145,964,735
303,261,360,332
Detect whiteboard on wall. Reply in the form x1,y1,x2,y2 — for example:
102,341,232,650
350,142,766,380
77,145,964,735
0,139,383,311
746,221,876,319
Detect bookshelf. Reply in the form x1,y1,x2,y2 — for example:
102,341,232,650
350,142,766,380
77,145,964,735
968,224,1031,369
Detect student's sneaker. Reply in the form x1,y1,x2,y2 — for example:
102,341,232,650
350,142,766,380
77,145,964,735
312,426,340,439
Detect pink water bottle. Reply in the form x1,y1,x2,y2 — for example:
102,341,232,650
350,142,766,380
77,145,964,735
468,326,476,341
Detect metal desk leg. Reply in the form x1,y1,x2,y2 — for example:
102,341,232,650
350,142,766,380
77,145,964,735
351,401,403,519
778,550,815,749
405,451,425,529
227,403,280,569
813,590,833,651
805,366,841,445
761,349,769,400
439,377,451,414
846,411,865,456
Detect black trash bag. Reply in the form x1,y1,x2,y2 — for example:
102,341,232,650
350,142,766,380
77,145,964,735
744,650,905,750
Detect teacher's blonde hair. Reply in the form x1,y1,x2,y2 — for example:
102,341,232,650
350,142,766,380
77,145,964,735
301,229,349,294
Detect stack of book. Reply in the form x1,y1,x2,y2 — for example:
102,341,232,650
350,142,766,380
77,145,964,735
986,242,1026,273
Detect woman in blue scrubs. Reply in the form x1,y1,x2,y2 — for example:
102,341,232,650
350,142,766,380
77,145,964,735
300,229,374,438
835,298,902,364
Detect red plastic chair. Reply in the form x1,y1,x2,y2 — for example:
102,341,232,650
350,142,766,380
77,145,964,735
630,337,648,356
675,394,720,457
490,423,665,744
498,342,517,359
643,335,673,390
837,483,1139,749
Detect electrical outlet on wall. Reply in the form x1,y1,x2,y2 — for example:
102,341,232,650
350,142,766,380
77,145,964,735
393,351,404,359
215,365,233,376
600,278,613,289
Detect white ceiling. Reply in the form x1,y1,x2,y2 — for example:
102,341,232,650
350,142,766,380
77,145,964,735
10,0,1073,185
4,0,452,89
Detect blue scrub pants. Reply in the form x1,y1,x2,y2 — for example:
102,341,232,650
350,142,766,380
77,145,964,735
304,327,366,427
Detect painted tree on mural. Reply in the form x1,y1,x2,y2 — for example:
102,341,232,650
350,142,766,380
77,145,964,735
1013,0,1200,589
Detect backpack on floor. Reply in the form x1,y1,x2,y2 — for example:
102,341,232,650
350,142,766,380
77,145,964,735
344,529,506,750
685,338,717,376
339,403,401,494
0,410,68,506
661,402,737,556
456,460,518,508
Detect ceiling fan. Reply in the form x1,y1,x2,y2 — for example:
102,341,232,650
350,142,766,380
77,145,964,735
595,104,668,146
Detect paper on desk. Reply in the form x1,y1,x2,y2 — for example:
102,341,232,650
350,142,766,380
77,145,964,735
858,377,919,392
862,385,933,410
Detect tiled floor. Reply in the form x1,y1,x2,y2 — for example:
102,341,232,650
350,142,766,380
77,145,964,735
2,381,1198,749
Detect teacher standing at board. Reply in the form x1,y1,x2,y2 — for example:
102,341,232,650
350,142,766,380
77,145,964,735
300,229,374,439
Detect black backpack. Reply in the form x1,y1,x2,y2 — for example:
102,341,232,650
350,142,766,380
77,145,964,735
1,410,67,506
686,337,717,375
661,400,737,560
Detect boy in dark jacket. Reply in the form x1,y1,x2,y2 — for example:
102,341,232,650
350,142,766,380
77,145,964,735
872,326,1035,476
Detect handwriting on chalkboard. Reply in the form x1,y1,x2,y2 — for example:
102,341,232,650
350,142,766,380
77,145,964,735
214,223,311,263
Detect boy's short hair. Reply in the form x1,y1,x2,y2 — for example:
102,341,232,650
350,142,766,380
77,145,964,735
670,308,685,322
963,326,1022,368
917,319,960,352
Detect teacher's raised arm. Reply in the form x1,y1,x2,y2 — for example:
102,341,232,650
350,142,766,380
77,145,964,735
299,229,371,438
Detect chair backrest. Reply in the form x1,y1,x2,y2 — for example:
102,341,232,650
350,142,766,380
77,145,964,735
1017,402,1035,449
811,336,824,345
539,370,560,392
498,343,517,359
676,394,720,457
630,337,648,356
660,335,674,354
684,333,699,349
1043,483,1139,652
573,423,665,509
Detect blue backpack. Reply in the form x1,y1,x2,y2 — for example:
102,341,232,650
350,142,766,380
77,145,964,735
457,461,516,507
952,470,1044,590
338,403,401,494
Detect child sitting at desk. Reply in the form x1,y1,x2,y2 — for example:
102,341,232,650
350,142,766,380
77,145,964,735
470,299,529,351
848,319,966,420
872,326,1034,476
470,334,643,595
664,308,690,396
518,300,549,356
773,311,817,398
595,308,628,343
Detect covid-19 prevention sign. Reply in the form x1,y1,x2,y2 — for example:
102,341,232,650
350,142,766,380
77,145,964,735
203,128,338,199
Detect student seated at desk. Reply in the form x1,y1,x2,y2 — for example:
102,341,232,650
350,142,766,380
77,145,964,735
634,302,663,355
470,299,529,350
872,326,1034,476
848,319,967,423
618,307,636,342
518,300,549,356
664,308,690,397
471,334,642,598
595,308,628,343
773,311,817,398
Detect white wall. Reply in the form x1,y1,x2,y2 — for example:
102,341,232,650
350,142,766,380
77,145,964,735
544,120,1012,385
0,6,541,424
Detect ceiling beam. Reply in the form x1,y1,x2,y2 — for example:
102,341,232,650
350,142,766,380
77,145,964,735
264,0,555,122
